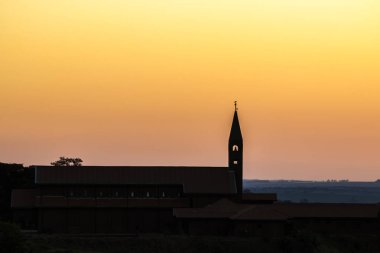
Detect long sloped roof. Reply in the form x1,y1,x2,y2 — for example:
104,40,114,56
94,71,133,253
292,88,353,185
174,198,380,220
34,166,237,194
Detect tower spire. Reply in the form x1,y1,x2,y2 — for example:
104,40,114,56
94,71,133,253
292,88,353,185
229,101,243,195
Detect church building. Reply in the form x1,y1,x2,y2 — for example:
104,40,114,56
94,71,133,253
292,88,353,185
12,104,248,233
11,104,380,235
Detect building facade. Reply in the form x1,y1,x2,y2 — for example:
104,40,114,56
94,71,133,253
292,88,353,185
11,106,380,235
12,106,244,233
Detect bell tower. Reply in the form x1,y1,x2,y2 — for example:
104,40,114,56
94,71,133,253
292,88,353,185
229,101,243,194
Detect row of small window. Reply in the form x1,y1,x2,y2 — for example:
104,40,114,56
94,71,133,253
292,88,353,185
41,185,184,198
69,191,181,198
53,191,182,198
74,191,180,198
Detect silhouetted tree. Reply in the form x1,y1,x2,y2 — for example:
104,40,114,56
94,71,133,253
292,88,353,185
0,163,34,221
51,157,83,166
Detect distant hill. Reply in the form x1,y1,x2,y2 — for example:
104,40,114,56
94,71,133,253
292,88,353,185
244,179,380,203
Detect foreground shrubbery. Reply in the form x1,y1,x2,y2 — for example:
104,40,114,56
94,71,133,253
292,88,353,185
24,231,380,253
0,221,26,253
1,223,379,253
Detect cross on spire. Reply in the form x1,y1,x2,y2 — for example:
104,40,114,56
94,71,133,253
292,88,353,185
234,101,238,111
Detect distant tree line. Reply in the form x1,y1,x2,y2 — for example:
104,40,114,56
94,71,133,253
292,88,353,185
0,163,34,222
0,157,83,222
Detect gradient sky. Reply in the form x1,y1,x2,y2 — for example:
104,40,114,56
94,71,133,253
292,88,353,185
1,1,379,180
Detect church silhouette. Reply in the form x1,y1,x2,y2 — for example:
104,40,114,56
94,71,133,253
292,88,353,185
11,103,380,235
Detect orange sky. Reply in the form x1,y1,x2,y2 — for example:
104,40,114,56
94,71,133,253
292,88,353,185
1,0,379,180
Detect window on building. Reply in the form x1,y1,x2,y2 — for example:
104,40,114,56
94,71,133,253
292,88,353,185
159,185,183,198
234,161,238,164
146,192,150,198
115,191,119,197
232,145,239,151
131,192,134,198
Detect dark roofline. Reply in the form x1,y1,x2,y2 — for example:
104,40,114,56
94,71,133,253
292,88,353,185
32,165,229,168
34,166,236,194
174,199,380,220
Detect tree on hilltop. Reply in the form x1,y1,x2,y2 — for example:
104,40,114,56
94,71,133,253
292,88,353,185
51,157,83,166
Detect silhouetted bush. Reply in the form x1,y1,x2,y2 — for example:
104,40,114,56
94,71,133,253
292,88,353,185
16,231,380,253
0,163,34,222
277,230,320,253
0,222,26,253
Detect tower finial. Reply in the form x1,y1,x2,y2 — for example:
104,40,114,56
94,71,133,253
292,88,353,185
234,101,238,111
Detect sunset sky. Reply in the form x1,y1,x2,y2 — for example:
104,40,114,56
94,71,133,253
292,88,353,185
1,1,379,180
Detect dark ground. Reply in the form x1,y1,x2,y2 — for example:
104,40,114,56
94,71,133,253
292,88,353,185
1,166,380,253
9,231,380,253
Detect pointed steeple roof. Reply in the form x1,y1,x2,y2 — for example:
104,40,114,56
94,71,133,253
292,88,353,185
229,103,242,141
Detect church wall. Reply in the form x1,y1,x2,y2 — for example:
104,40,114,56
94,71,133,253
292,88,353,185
96,209,127,233
67,209,96,233
190,196,224,207
184,219,231,236
159,209,178,234
35,207,178,234
39,208,67,233
232,221,286,237
12,209,38,230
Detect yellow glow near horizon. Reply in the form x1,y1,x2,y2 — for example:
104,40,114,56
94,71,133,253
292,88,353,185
1,0,379,180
